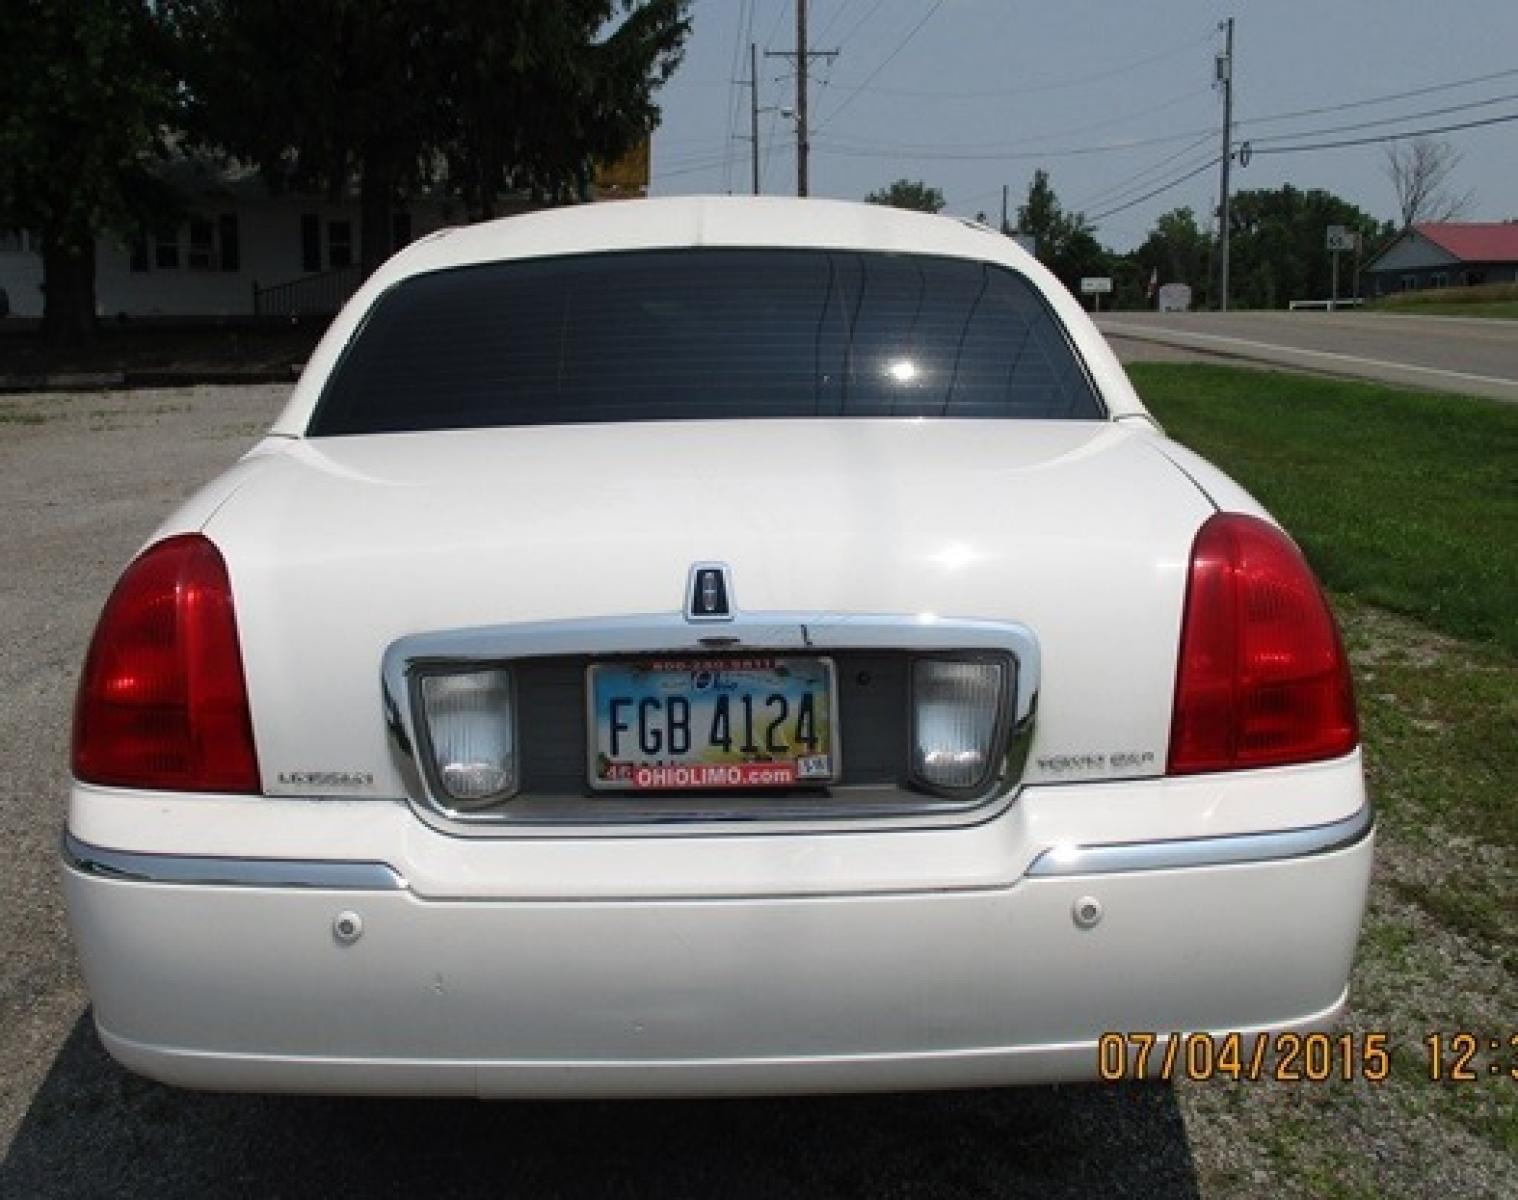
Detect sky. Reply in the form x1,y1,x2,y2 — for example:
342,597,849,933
648,0,1518,250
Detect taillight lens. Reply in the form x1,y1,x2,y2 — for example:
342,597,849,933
1168,513,1357,775
73,534,260,792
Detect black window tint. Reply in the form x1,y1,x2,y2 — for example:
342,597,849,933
310,249,1103,437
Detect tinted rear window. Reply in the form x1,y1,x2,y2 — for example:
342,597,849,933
309,248,1104,436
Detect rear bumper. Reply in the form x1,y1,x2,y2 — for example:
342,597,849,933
62,803,1373,1097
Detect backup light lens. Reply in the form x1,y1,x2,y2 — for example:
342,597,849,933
419,669,515,802
911,659,1006,792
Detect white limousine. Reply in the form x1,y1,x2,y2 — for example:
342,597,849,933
63,197,1372,1097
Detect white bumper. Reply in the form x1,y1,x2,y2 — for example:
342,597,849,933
63,759,1373,1097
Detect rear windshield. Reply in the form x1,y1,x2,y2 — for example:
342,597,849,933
309,248,1104,436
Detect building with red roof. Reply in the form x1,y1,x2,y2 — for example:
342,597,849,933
1364,221,1518,295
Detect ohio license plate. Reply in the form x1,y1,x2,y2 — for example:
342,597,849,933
588,656,837,790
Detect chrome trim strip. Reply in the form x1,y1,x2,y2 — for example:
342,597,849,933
61,831,408,891
382,611,1041,829
1024,803,1374,878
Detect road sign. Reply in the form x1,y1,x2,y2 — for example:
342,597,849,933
1326,226,1358,253
1079,277,1114,295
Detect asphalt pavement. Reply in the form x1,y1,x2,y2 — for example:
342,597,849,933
1097,310,1518,404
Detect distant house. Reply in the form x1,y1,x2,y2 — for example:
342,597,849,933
0,158,470,321
1363,222,1518,295
0,143,650,322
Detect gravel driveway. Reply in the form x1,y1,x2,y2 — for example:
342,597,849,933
1,384,1509,1198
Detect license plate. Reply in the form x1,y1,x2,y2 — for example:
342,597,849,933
588,656,837,791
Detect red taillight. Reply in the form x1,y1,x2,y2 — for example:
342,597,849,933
73,534,260,792
1168,513,1357,775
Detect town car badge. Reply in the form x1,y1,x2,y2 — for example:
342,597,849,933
685,563,733,622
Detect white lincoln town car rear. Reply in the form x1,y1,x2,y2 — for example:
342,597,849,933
62,197,1371,1097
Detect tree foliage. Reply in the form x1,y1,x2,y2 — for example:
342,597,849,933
1131,207,1212,305
167,0,690,274
0,0,177,343
863,179,945,213
1015,170,1106,294
1224,185,1387,308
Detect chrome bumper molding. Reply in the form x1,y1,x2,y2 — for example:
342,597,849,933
1025,803,1374,878
61,831,409,892
63,804,1371,894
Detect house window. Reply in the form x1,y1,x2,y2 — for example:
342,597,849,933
130,238,149,272
218,214,240,272
301,213,321,272
155,231,180,270
328,219,353,268
1431,272,1449,289
392,211,413,250
188,218,215,269
0,229,29,254
1400,274,1417,292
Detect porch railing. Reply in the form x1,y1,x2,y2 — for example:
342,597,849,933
252,265,364,318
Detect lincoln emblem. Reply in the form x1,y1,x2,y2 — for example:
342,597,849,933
686,564,732,622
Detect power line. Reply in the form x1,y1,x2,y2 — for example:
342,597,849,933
816,0,868,42
1246,90,1518,145
805,87,1209,154
812,125,1218,161
822,27,1217,101
814,0,946,131
1087,156,1223,225
1237,64,1518,130
1075,133,1218,210
829,0,890,54
1247,108,1518,157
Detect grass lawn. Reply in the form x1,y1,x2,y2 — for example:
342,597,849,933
1131,363,1518,657
1370,282,1518,319
1374,301,1518,319
1132,363,1518,1192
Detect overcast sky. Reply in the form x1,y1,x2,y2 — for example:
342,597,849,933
649,0,1518,249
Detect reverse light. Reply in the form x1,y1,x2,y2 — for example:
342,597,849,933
910,659,1007,793
1168,513,1358,775
73,534,260,792
418,669,515,803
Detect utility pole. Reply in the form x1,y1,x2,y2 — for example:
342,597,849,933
749,43,761,195
1216,17,1235,311
766,1,838,197
1000,184,1010,234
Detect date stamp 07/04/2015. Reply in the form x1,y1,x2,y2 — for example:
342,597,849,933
1097,1031,1518,1084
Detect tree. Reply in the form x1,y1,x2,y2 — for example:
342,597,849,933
1224,185,1386,308
0,1,177,343
1383,137,1473,228
863,179,945,213
169,1,690,276
1015,170,1105,293
1131,207,1211,305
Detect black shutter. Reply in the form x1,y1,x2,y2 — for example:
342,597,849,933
301,213,321,272
218,214,240,272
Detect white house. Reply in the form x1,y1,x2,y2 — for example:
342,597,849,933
0,160,468,320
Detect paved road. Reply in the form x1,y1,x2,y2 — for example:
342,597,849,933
1097,311,1518,404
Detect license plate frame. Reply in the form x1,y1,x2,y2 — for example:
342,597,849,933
586,655,840,792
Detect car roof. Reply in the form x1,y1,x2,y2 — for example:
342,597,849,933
395,195,1024,275
269,196,1150,435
